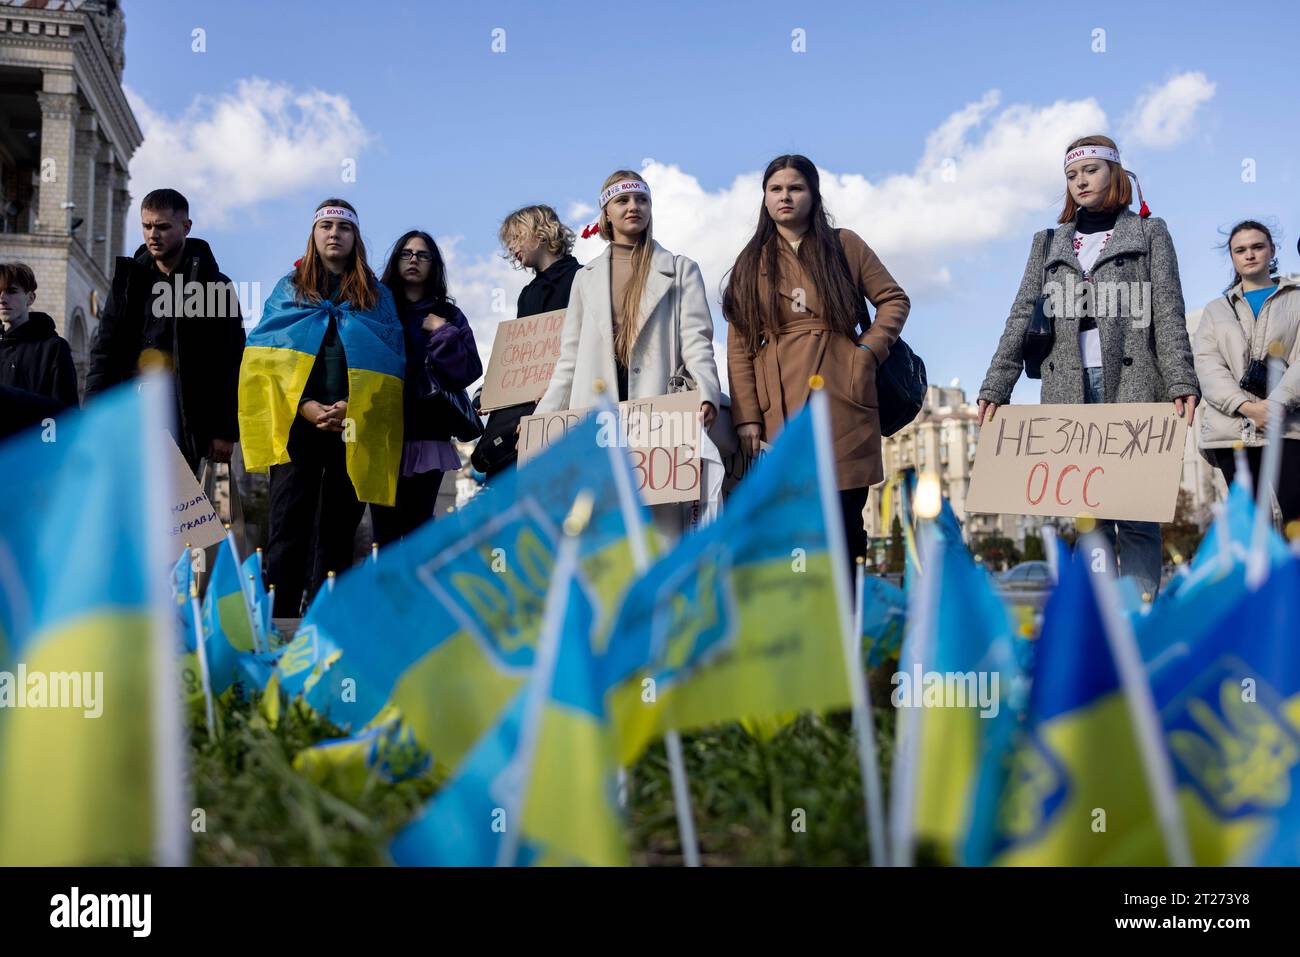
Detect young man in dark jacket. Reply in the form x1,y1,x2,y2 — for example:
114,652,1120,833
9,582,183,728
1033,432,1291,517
0,262,79,410
84,188,245,473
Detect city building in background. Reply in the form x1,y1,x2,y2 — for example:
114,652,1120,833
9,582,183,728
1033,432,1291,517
0,0,140,397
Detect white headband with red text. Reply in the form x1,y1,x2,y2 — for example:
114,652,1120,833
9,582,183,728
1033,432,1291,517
314,205,359,227
1064,145,1121,169
599,180,651,208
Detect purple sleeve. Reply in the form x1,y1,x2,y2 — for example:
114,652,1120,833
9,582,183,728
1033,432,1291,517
424,311,483,391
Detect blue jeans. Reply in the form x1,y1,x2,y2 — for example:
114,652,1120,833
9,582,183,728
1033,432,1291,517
1083,367,1163,599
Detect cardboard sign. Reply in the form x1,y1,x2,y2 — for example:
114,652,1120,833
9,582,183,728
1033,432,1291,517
478,309,567,411
166,437,225,551
517,390,703,506
965,403,1189,523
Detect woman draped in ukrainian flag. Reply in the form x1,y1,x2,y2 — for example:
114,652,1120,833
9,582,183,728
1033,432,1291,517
238,198,405,616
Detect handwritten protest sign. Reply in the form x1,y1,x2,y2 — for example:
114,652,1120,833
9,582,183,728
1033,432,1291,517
517,390,702,506
478,309,566,411
166,437,224,551
965,403,1189,523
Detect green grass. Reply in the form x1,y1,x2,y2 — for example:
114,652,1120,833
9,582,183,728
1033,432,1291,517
191,664,902,866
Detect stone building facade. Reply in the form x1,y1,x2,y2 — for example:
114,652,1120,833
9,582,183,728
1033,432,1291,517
0,0,141,397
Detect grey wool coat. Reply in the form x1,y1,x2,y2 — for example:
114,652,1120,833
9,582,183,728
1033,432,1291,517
979,209,1200,406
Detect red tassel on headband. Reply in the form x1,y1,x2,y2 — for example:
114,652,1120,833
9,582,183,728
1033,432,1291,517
1126,170,1150,218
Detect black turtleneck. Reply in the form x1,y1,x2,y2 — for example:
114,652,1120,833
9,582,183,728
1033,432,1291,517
1075,206,1120,235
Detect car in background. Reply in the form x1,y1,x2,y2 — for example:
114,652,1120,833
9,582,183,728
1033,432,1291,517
997,560,1053,590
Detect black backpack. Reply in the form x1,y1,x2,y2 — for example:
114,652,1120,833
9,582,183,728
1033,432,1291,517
833,231,927,436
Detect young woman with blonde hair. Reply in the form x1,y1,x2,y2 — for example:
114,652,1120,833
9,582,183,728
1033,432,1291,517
537,170,720,419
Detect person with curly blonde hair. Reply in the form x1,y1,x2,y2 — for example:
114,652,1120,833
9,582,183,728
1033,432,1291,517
499,204,581,317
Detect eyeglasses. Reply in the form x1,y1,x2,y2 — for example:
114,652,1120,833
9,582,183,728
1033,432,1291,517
398,250,434,262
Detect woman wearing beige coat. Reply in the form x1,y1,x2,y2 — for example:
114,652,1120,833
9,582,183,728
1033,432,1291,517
1193,220,1300,525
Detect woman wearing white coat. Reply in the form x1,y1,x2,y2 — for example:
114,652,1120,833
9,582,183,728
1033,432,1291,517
536,170,721,419
536,170,721,539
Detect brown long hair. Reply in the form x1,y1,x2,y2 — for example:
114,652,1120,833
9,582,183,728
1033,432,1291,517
293,198,378,311
722,154,862,355
1057,134,1133,224
599,170,655,367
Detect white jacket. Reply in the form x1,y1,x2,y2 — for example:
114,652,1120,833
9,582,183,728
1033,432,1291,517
1193,275,1300,452
536,241,722,413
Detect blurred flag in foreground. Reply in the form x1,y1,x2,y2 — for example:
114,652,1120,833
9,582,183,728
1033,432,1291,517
978,542,1185,865
1151,555,1300,865
0,378,185,865
393,517,626,866
278,413,647,783
601,400,853,765
891,506,1022,866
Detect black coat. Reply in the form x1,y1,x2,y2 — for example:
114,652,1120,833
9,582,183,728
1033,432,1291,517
0,383,63,441
515,255,581,317
0,312,79,410
85,238,245,468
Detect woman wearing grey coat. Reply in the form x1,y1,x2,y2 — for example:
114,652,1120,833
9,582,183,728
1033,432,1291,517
977,135,1200,599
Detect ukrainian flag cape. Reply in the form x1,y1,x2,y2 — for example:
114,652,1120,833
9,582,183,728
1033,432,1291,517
238,274,405,505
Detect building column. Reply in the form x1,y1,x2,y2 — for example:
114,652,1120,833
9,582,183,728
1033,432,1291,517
34,71,79,237
72,113,98,257
112,167,131,266
93,141,114,273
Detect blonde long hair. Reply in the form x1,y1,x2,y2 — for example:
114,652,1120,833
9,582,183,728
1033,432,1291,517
599,170,654,367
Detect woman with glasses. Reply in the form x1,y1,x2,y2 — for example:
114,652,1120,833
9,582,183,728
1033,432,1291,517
373,229,483,545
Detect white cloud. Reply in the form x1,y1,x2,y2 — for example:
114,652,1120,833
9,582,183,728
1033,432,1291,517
125,78,371,227
1122,71,1216,149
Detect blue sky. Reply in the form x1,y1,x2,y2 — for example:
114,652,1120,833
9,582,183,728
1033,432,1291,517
121,0,1299,402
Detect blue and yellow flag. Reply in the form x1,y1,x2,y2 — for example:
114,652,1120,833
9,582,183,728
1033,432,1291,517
277,412,648,781
393,532,627,866
238,274,405,505
1150,555,1300,866
893,508,1023,866
0,379,184,865
170,548,197,646
599,401,853,766
1139,476,1288,672
860,574,905,668
241,549,276,650
200,538,256,695
979,545,1168,865
294,704,433,799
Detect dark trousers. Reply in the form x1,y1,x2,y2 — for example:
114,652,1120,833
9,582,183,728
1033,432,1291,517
1211,440,1300,526
265,418,365,617
371,468,445,547
840,485,870,584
